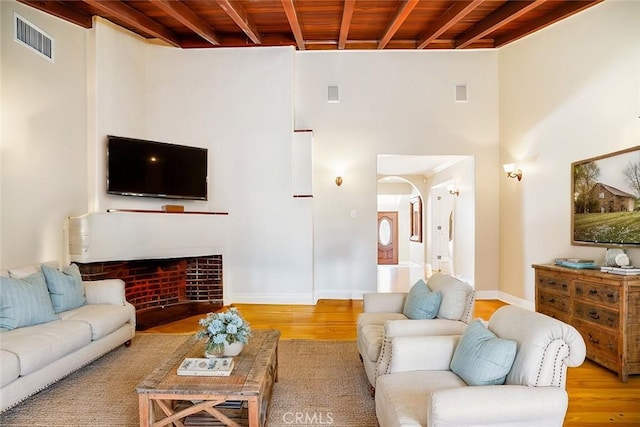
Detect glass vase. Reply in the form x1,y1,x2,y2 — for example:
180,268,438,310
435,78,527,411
205,341,225,358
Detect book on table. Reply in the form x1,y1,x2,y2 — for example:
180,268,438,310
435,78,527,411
177,357,234,376
555,258,597,269
601,266,640,276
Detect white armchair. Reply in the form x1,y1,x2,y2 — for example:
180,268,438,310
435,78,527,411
374,305,587,427
357,274,475,389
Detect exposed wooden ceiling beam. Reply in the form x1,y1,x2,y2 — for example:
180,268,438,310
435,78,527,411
18,0,93,28
417,0,485,49
81,0,180,47
150,0,219,46
338,0,356,50
216,0,262,45
455,0,548,49
377,0,419,49
281,0,305,50
494,0,605,48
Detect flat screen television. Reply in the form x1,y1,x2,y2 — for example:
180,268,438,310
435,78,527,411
572,145,640,247
107,135,208,201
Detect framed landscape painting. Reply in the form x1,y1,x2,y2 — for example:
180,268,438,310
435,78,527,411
572,145,640,247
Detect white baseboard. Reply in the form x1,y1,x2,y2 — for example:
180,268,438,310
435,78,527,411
228,293,315,305
475,290,535,311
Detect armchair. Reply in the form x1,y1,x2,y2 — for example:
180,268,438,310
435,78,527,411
374,305,587,427
357,273,475,389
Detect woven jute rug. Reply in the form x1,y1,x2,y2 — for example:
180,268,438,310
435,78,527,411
0,334,376,427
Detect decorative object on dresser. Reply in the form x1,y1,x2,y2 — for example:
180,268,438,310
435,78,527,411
533,263,640,381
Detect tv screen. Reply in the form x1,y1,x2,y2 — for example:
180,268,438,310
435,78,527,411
107,135,208,201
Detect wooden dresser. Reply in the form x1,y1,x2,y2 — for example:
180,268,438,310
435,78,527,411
533,264,640,382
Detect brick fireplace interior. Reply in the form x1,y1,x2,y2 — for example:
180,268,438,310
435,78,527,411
77,255,223,330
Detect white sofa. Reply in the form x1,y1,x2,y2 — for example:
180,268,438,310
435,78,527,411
375,305,587,427
357,273,475,389
0,262,136,412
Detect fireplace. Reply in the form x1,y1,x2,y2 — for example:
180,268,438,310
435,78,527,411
77,255,223,330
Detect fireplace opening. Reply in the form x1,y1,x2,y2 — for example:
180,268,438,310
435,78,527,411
77,255,223,330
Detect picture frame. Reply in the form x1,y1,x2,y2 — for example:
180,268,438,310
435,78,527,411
409,195,422,242
572,145,640,247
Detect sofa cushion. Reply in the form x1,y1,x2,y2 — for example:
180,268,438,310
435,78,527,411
450,319,517,386
59,304,131,340
427,273,473,321
0,272,59,330
0,320,91,376
402,279,442,319
42,264,87,313
0,350,20,387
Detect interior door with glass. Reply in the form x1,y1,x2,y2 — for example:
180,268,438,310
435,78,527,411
377,211,398,265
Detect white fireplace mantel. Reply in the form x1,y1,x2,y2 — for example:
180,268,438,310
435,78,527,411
65,211,228,263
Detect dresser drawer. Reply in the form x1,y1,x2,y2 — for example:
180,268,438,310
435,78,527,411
574,281,620,308
537,289,570,314
574,320,619,367
536,274,570,295
574,301,619,330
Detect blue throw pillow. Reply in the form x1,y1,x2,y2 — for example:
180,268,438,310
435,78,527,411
0,272,59,329
450,319,517,386
41,264,87,313
402,279,442,319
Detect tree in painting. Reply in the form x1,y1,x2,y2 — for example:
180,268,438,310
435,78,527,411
574,161,600,213
623,157,640,205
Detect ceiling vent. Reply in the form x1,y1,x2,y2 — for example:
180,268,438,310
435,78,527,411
14,13,54,62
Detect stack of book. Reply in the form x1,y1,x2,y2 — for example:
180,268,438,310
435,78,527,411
554,258,598,269
600,266,640,276
177,357,235,376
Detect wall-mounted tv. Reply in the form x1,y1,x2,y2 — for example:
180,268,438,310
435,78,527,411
572,145,640,247
107,135,208,201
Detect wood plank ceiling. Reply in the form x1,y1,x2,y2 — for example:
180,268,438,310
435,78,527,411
19,0,604,50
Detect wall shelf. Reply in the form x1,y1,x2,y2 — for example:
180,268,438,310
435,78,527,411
106,209,228,215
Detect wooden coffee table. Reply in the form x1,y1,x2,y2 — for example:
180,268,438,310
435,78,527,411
136,329,280,427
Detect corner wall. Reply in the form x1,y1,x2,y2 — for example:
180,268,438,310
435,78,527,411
0,1,88,268
499,0,640,301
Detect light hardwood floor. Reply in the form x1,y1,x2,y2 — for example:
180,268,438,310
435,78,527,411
143,299,640,425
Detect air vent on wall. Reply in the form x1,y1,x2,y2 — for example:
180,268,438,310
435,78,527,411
13,13,54,62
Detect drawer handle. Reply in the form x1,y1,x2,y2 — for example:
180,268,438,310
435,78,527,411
589,310,600,320
607,341,614,350
548,298,555,303
589,289,598,295
562,284,568,290
607,317,615,326
607,292,615,299
588,333,600,345
548,280,556,285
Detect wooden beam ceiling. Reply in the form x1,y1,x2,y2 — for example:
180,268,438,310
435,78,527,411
17,0,606,51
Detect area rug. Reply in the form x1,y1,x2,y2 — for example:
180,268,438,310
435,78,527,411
0,334,376,427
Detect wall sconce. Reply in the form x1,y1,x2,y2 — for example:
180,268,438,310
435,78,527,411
503,163,522,181
447,185,459,196
335,176,343,186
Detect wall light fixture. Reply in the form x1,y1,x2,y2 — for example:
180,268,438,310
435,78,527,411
503,163,522,181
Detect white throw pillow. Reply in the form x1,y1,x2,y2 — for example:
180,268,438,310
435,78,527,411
427,273,473,320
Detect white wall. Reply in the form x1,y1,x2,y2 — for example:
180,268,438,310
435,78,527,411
88,20,313,303
499,0,640,302
0,1,88,268
294,51,499,297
